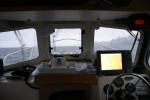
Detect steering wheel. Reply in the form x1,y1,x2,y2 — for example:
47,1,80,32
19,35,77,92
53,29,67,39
106,73,150,100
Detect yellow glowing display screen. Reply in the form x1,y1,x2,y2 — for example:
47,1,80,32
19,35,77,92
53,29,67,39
101,53,122,70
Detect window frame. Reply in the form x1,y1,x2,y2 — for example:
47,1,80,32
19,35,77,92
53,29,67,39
146,42,150,67
0,27,40,68
93,27,142,64
49,28,83,56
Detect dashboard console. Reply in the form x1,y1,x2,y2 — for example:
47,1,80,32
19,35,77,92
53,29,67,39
97,74,150,100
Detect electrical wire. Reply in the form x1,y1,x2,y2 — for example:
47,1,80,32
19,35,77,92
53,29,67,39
24,76,39,90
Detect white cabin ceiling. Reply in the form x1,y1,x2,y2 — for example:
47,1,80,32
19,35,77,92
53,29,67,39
0,11,149,22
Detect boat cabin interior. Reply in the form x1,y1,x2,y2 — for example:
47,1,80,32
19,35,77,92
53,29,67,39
0,0,150,100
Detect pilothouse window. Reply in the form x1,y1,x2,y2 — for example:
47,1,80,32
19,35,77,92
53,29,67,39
0,28,39,67
50,29,81,55
94,27,140,62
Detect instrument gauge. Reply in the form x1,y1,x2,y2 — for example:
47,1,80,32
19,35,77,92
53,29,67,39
125,83,136,93
103,84,114,95
114,77,124,87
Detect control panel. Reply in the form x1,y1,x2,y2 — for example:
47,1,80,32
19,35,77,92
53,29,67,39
97,74,150,100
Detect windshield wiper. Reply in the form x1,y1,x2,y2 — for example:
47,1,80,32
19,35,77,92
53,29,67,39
131,31,139,52
14,30,26,61
127,30,139,52
127,30,136,39
14,30,26,47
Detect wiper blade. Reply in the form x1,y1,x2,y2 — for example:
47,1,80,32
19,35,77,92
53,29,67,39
131,31,139,52
14,30,26,61
127,30,136,39
14,30,26,47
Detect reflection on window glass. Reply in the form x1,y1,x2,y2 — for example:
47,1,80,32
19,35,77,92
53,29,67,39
94,27,140,62
50,29,81,54
0,28,39,66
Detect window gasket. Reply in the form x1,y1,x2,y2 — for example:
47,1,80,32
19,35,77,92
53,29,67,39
49,28,83,56
0,28,39,67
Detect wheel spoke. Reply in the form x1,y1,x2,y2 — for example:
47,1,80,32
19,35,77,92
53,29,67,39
129,78,140,93
106,73,150,100
115,78,122,90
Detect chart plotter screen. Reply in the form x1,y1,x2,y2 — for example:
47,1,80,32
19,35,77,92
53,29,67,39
100,53,122,70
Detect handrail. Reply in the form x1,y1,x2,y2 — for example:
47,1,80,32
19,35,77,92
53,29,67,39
29,47,34,60
3,46,35,65
95,43,117,50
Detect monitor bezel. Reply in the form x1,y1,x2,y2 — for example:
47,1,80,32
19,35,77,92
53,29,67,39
96,50,125,75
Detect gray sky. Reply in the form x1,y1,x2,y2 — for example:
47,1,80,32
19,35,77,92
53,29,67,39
0,27,136,47
94,27,129,42
50,29,81,46
0,28,37,47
